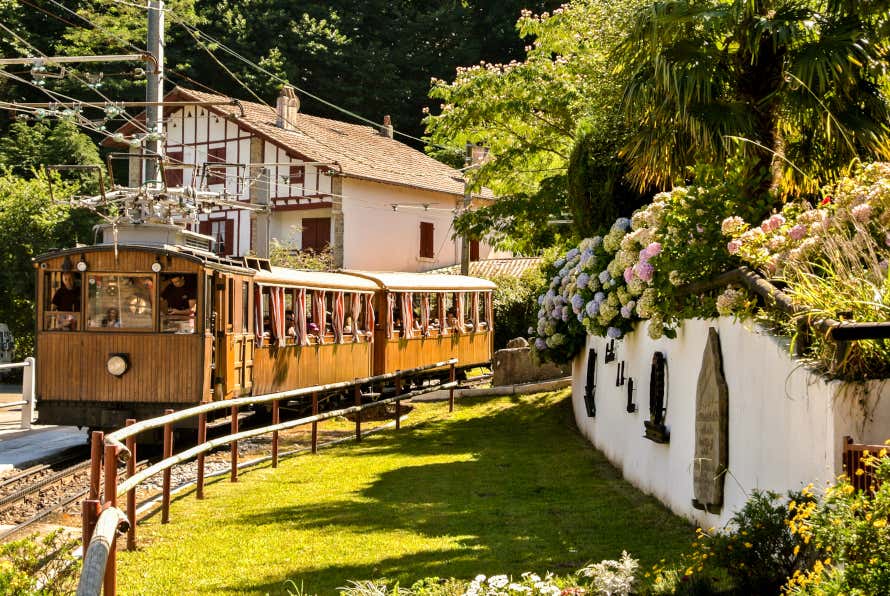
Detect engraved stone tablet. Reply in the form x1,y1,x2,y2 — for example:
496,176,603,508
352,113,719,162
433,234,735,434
692,327,729,513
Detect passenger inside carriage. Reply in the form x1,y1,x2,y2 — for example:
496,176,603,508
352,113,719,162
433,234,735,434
160,274,197,333
49,271,81,331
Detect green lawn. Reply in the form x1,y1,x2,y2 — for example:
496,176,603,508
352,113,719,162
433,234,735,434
117,390,695,595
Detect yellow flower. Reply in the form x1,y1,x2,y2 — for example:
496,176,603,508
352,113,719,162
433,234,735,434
685,567,693,576
855,468,865,476
744,542,753,548
874,519,887,528
793,545,800,557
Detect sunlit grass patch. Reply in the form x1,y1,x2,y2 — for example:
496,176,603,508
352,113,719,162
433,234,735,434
117,391,694,595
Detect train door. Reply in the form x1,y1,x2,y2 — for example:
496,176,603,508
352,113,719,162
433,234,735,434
215,274,254,399
237,279,254,394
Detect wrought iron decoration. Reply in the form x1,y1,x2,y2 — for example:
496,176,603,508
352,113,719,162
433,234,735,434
583,348,597,417
604,339,616,363
615,361,625,386
644,351,670,443
626,378,637,413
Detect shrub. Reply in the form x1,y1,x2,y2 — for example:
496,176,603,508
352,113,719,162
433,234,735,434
0,530,81,595
489,266,545,350
785,446,890,595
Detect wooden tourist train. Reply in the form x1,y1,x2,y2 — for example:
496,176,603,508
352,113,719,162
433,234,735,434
33,224,495,429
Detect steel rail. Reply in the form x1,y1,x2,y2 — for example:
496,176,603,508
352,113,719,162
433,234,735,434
0,460,91,511
105,358,458,460
114,380,456,497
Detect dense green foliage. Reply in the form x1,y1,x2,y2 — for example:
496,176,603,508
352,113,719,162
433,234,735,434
0,530,81,595
488,266,545,349
614,0,890,196
427,0,643,251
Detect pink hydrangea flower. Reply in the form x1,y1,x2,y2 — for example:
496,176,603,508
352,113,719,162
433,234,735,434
633,260,654,282
624,267,634,283
769,214,786,230
727,240,741,254
788,224,806,241
640,242,662,260
851,203,872,223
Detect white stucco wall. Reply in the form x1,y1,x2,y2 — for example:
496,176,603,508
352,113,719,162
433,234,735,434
571,318,890,528
340,178,497,272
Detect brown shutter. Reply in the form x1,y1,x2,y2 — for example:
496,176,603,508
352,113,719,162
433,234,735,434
302,218,331,252
207,146,226,184
420,222,434,258
470,239,480,262
165,150,184,187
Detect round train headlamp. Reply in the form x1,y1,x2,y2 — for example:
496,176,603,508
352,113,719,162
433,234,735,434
76,259,88,272
151,261,163,273
106,354,129,377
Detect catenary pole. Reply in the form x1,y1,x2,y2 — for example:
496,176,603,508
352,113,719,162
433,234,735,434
145,0,164,185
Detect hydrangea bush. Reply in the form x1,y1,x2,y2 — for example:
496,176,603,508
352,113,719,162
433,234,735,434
532,164,768,363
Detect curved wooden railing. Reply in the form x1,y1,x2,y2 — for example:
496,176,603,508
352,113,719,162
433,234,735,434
79,359,459,596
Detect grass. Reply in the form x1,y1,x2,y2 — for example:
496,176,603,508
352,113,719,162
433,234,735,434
117,390,695,595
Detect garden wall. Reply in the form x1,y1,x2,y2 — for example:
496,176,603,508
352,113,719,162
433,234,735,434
571,317,890,528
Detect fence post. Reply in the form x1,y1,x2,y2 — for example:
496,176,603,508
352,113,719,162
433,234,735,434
81,499,101,555
20,357,34,430
272,399,279,468
162,409,173,524
354,385,361,442
197,412,206,499
395,373,402,430
125,419,137,551
89,431,103,501
230,405,239,482
103,444,118,596
311,391,319,454
448,362,456,413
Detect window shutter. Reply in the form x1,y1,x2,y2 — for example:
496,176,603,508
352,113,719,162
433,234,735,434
165,150,184,187
420,222,434,258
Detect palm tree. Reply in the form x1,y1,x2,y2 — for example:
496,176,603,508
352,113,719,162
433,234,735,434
614,0,890,196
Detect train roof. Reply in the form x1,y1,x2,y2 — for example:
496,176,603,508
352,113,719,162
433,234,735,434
33,244,253,274
342,270,497,291
254,267,379,292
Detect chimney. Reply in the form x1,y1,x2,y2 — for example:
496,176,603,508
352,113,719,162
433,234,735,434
276,86,300,130
380,115,393,139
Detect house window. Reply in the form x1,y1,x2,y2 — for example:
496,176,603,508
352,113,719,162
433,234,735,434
199,218,235,256
289,165,305,185
165,150,184,187
420,222,435,259
206,146,226,185
470,239,480,262
302,217,331,252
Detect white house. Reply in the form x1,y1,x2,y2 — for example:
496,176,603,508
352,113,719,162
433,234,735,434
110,86,502,272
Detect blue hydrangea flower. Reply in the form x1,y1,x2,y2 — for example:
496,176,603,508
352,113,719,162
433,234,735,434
566,248,580,260
535,337,547,350
554,258,566,269
598,270,610,284
612,218,631,232
576,272,590,288
585,301,598,317
561,306,570,321
594,291,606,303
571,294,585,312
591,236,603,249
537,295,545,305
607,326,623,339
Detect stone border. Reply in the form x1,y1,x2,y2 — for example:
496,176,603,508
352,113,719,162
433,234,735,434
412,377,571,402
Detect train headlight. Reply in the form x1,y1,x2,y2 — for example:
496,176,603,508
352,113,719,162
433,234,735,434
106,354,129,377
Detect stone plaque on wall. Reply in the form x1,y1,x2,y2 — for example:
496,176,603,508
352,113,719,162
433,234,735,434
692,327,729,513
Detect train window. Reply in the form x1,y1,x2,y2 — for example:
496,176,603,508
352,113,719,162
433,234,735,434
159,273,197,333
469,292,480,331
241,282,250,334
342,292,354,338
44,271,82,331
442,292,454,333
323,293,334,337
227,278,235,332
478,292,490,330
85,274,154,330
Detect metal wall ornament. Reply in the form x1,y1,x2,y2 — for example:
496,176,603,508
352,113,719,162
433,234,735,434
604,339,616,363
583,348,597,417
615,361,626,386
644,351,670,443
626,378,637,413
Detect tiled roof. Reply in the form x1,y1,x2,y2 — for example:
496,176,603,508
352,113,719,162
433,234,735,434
122,87,494,199
430,257,543,279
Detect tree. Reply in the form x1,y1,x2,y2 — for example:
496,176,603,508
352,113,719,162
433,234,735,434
426,0,644,250
0,171,94,357
0,120,102,191
615,0,890,195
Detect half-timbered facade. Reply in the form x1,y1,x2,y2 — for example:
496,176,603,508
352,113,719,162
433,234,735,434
109,86,504,272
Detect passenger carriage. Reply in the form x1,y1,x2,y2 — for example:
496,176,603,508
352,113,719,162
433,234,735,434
33,225,495,430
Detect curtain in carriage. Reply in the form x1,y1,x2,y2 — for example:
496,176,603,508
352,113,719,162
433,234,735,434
254,286,264,343
267,286,284,347
485,292,493,331
384,293,394,339
420,293,430,337
332,291,345,343
294,287,308,345
312,290,326,344
437,292,446,335
351,292,362,343
365,293,376,342
400,292,414,339
471,292,480,332
454,292,464,335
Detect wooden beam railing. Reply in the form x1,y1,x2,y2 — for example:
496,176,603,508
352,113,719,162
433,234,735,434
842,436,888,494
80,359,458,596
676,266,890,362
